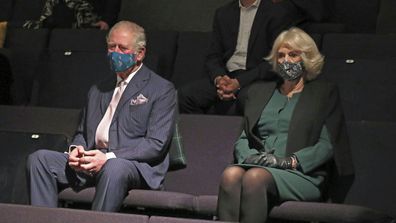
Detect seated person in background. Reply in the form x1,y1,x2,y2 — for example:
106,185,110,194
216,27,354,222
23,0,121,30
178,0,327,115
26,21,177,212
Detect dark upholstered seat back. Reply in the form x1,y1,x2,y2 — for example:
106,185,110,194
320,58,396,122
118,0,232,32
164,114,244,195
0,105,81,204
171,31,212,89
30,29,111,108
344,121,396,218
4,28,50,105
0,131,69,204
322,33,396,59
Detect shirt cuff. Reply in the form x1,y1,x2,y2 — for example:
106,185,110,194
66,145,77,154
105,152,116,160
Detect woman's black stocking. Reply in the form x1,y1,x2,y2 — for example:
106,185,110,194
240,167,277,223
217,166,246,221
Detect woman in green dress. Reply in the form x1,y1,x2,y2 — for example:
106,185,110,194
216,27,354,223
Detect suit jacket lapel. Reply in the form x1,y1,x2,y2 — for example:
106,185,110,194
286,81,316,155
228,2,241,49
112,65,150,122
248,0,271,53
245,81,277,149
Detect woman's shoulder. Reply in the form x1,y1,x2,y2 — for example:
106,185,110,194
305,79,337,91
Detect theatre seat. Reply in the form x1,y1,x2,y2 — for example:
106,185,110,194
146,30,179,81
4,28,50,105
0,105,81,204
320,58,396,122
322,33,396,59
149,216,231,223
59,118,396,222
0,203,149,223
59,114,244,219
376,0,396,34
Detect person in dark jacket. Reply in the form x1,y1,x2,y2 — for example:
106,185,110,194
216,27,354,223
178,0,327,115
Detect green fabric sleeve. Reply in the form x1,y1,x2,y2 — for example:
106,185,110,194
234,130,260,164
294,125,333,173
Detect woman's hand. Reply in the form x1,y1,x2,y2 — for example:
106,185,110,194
243,152,297,170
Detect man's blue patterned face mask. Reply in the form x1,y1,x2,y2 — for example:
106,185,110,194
108,52,136,72
277,61,304,81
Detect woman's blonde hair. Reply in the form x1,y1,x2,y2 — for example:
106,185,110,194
265,27,324,80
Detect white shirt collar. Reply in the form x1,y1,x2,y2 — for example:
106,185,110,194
116,63,143,85
239,0,261,9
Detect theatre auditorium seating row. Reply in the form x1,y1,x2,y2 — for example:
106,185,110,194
0,105,395,222
0,203,234,223
1,28,177,107
2,28,396,117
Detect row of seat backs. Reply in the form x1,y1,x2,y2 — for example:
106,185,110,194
2,28,178,106
162,119,396,219
0,203,233,223
4,28,396,73
59,120,396,221
1,104,395,218
3,28,396,120
0,103,241,204
53,113,396,220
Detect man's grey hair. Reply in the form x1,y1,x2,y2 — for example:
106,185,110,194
107,20,146,51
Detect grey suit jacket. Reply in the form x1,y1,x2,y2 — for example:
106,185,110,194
71,65,177,189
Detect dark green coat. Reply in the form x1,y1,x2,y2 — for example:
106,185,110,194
236,80,354,199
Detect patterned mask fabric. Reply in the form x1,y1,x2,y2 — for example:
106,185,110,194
277,61,305,81
108,52,137,72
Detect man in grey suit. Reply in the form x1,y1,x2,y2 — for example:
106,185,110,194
27,21,177,212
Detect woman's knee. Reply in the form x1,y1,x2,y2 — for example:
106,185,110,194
220,166,245,187
242,168,274,190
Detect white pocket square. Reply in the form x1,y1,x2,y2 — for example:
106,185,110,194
130,93,149,105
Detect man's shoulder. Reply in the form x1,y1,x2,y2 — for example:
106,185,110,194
138,65,176,95
143,65,174,86
216,0,239,14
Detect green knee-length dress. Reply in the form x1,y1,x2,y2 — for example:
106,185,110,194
234,89,333,202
